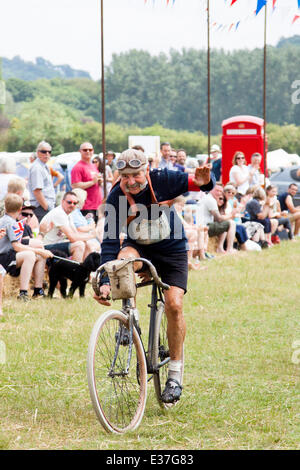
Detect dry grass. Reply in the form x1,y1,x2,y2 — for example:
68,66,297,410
0,241,299,449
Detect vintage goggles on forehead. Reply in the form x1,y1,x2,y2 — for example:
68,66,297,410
116,159,144,170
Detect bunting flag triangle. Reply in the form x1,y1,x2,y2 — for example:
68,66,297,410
292,14,300,23
230,0,238,5
255,0,267,15
272,0,277,8
298,0,300,10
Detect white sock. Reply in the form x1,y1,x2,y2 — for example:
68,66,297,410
168,360,182,384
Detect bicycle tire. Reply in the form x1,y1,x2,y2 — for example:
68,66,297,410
152,302,184,408
87,310,147,433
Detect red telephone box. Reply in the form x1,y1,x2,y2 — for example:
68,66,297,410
221,115,267,185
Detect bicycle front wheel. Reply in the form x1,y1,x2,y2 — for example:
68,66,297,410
152,302,184,408
87,310,147,433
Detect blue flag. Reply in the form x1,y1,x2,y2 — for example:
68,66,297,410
256,0,267,15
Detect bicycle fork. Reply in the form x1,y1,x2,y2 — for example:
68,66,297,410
109,299,137,378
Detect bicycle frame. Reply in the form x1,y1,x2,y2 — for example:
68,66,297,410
114,280,169,378
94,257,170,380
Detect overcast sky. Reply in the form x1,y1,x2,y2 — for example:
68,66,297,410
0,0,300,79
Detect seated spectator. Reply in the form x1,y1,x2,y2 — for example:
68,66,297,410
277,183,300,237
202,183,236,254
248,152,262,188
229,151,258,198
245,187,278,245
17,202,44,249
40,191,98,262
222,185,260,251
71,188,101,257
266,185,294,242
0,194,53,301
0,228,7,316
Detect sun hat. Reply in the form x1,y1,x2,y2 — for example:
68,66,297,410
210,144,221,153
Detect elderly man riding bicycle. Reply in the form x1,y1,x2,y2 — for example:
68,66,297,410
94,148,215,403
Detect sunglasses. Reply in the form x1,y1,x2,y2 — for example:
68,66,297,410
65,200,78,205
236,157,245,160
116,159,144,170
81,148,93,152
21,212,33,217
39,150,52,155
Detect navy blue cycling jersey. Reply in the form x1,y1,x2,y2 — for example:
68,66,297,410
100,168,214,266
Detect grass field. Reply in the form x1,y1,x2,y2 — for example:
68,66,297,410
0,241,299,450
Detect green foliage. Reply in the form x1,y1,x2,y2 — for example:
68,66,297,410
6,97,81,154
2,41,300,155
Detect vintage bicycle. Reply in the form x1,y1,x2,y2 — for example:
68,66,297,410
87,257,184,434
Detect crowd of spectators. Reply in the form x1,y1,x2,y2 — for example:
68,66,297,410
0,139,299,315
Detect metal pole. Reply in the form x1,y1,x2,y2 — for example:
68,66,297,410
263,1,267,188
207,0,211,164
100,0,107,199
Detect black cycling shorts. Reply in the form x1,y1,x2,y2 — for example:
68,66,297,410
120,242,188,293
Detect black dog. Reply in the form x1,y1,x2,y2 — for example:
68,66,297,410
46,250,101,298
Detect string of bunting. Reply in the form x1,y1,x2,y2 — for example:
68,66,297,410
144,0,300,25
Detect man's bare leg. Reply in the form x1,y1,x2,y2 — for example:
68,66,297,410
164,286,185,362
70,241,85,262
32,254,46,288
16,251,36,291
226,220,236,253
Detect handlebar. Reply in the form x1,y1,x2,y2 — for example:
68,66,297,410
97,257,170,291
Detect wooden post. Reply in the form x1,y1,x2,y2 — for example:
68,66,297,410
100,0,107,199
263,1,267,188
207,0,211,164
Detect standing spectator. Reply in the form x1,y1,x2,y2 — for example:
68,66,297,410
105,151,117,173
28,141,56,222
0,156,16,200
248,152,262,188
229,151,257,198
277,183,300,237
158,142,174,170
92,155,113,196
71,142,103,222
210,144,222,182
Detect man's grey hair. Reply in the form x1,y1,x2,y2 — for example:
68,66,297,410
36,141,52,152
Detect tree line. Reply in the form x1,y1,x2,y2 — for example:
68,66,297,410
1,40,300,155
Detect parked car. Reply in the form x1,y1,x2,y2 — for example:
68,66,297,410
270,166,300,206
